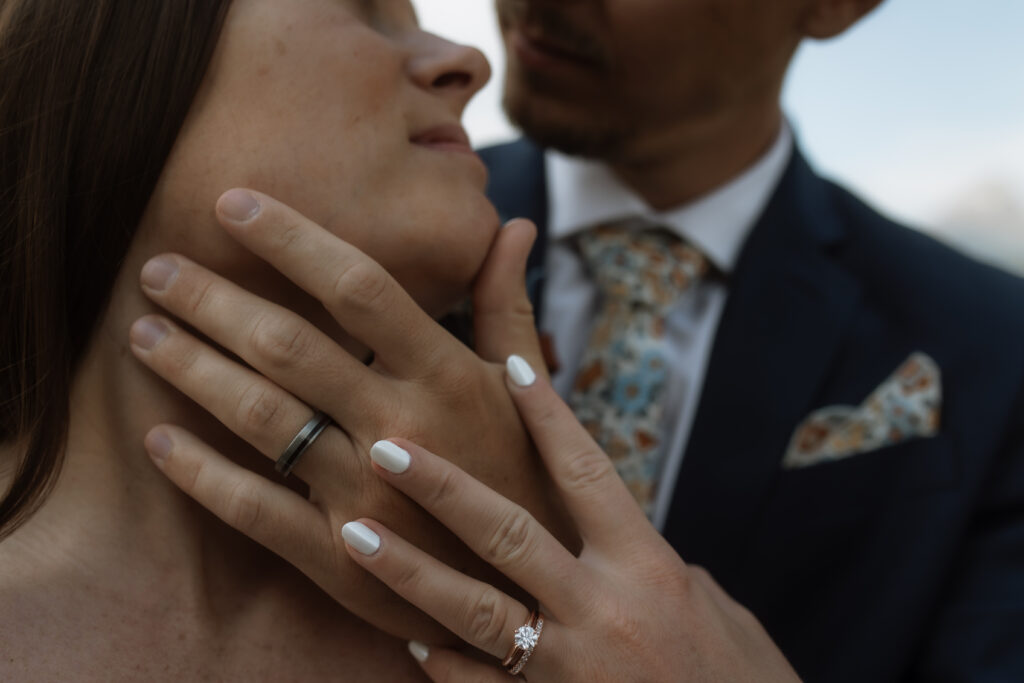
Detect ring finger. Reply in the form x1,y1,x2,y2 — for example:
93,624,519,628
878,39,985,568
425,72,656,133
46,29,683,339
343,518,561,676
130,313,359,485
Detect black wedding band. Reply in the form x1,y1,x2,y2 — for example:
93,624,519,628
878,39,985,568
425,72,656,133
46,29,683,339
275,410,333,477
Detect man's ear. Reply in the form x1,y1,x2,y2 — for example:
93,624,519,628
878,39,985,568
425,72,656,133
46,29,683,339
799,0,885,40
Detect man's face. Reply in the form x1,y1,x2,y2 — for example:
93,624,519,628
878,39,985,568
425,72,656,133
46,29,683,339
497,0,802,162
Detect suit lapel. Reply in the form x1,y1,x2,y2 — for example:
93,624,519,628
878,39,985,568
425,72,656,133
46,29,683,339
661,152,863,593
479,140,550,311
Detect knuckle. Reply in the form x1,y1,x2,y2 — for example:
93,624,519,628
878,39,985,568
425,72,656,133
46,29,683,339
235,382,286,435
223,480,264,532
176,449,206,492
424,466,461,512
183,276,218,318
275,220,307,251
163,336,202,376
249,314,313,369
602,603,646,651
484,507,537,569
531,397,564,431
421,362,482,408
390,555,425,595
562,449,616,496
687,564,711,586
464,586,509,647
331,260,390,313
671,567,696,597
513,294,536,319
731,601,759,625
738,604,765,630
473,280,535,317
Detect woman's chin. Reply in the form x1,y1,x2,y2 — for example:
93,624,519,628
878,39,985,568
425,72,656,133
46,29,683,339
414,207,502,316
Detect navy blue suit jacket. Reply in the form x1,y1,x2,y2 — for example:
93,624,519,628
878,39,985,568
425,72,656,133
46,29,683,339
481,139,1024,682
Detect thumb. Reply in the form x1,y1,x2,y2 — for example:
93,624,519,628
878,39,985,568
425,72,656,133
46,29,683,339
472,218,547,376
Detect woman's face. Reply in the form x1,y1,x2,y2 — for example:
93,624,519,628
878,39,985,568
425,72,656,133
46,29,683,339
152,0,496,317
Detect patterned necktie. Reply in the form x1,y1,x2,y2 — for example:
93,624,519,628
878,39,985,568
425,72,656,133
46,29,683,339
569,221,708,517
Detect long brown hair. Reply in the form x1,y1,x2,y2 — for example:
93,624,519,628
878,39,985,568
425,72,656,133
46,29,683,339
0,0,233,538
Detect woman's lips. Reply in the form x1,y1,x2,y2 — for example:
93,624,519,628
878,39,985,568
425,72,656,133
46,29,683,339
411,124,476,156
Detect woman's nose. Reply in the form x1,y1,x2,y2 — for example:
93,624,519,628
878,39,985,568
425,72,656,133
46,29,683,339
408,33,491,113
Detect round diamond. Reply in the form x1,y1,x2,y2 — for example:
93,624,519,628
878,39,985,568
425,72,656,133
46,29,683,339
514,625,539,650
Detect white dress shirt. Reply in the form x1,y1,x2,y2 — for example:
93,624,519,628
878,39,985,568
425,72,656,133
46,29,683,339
540,125,793,530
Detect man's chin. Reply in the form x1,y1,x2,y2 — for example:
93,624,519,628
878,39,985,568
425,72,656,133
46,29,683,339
503,89,627,160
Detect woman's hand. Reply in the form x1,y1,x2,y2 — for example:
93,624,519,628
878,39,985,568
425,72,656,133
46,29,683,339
130,189,576,641
343,356,802,682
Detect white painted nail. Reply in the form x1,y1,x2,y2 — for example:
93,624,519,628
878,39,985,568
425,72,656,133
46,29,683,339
370,440,411,474
408,640,430,663
341,522,380,555
507,354,537,387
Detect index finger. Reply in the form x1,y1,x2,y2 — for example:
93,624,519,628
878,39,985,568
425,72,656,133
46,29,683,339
366,438,589,621
503,355,654,553
215,188,457,378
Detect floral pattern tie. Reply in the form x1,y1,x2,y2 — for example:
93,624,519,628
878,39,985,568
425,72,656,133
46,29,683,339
569,222,708,516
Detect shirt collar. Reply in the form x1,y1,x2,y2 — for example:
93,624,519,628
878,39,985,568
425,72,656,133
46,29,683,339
545,123,793,274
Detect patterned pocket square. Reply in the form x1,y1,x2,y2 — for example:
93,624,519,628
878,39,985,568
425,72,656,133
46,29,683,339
783,352,942,469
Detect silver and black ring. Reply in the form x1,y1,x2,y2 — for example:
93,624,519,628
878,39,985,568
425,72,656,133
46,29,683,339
275,410,333,477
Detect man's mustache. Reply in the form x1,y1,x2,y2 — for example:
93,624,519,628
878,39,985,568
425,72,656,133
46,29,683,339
496,0,611,69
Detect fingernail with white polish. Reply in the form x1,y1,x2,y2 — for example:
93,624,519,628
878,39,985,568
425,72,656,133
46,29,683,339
370,440,411,474
507,355,536,387
408,640,430,663
342,522,380,555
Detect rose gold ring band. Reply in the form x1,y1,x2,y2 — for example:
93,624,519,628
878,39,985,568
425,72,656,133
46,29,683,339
502,609,545,676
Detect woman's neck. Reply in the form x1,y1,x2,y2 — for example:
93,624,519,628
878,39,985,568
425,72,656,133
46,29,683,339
0,246,425,680
2,258,274,607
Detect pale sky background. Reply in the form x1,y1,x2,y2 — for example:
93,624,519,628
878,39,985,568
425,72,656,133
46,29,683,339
412,0,1024,275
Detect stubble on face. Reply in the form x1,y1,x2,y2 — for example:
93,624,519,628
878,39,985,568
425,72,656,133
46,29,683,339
497,0,802,176
497,0,634,159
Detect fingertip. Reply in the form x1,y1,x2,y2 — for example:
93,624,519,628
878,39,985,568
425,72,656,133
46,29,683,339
502,216,538,239
502,216,536,230
216,188,262,224
506,354,537,388
502,219,538,264
129,315,171,353
341,520,381,556
369,440,412,474
139,254,180,293
408,640,430,663
143,426,174,467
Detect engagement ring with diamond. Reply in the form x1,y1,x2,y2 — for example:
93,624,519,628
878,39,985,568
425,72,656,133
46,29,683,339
502,609,545,676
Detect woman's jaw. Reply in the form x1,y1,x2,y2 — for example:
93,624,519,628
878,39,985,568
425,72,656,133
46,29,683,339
151,0,499,323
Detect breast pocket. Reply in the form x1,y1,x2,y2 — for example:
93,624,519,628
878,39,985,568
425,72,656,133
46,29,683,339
748,435,958,577
767,435,957,521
